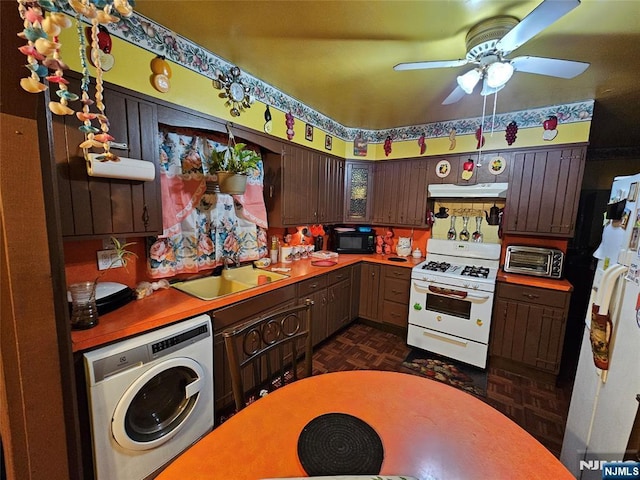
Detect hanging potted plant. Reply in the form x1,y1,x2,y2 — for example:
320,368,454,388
210,142,261,195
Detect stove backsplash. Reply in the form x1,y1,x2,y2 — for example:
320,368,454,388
431,200,505,244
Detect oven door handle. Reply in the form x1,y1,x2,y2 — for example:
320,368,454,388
428,285,467,299
413,280,491,303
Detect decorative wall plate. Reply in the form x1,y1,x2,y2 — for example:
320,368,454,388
488,156,506,175
435,160,451,178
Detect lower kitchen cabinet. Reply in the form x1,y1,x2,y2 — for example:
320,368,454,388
298,274,329,347
359,263,380,321
298,266,354,346
378,265,411,328
212,285,296,417
490,282,570,375
327,268,353,336
358,263,411,329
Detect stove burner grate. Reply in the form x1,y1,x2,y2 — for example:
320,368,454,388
422,261,451,272
461,265,490,278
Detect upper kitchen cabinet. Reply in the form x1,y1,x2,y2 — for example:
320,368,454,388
318,153,345,224
264,143,344,226
51,77,162,239
426,155,461,185
371,160,428,227
344,161,374,223
504,144,586,237
426,152,509,186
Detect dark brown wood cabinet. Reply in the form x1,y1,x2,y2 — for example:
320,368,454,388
371,160,428,227
490,282,570,375
426,151,511,186
378,265,411,328
264,144,344,226
358,262,380,321
504,145,586,237
318,153,345,224
298,266,353,345
298,274,329,347
326,267,353,336
344,161,374,223
397,160,429,226
52,79,162,239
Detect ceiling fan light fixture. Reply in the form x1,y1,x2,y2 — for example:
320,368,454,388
481,77,505,96
485,61,514,88
456,69,482,94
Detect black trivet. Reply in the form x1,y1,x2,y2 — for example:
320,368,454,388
297,412,384,476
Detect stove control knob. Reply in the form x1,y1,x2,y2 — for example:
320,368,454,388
463,282,470,289
473,284,480,290
436,315,442,321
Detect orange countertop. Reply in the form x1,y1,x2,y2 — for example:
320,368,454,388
71,254,423,352
156,370,573,480
497,270,574,292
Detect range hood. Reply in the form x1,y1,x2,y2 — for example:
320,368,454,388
428,182,508,198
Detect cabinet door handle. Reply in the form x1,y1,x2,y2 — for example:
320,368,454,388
142,205,150,229
391,289,402,294
523,293,539,299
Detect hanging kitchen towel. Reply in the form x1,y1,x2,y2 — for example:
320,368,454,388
590,304,612,370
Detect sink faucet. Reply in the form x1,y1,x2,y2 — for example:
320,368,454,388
222,252,240,270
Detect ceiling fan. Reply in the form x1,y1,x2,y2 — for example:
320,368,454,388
394,0,590,105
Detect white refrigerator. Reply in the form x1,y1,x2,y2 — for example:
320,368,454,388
561,173,640,478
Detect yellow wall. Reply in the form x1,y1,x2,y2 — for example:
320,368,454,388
58,23,590,162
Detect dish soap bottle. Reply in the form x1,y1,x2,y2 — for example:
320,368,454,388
270,236,279,263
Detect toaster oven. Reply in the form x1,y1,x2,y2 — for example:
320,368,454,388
504,245,565,279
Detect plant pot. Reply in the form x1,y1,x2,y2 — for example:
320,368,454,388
216,172,247,195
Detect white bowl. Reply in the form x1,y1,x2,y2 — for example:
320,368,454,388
253,258,271,268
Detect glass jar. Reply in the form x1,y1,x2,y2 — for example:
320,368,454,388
69,281,99,330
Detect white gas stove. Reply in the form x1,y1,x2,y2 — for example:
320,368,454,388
407,239,501,369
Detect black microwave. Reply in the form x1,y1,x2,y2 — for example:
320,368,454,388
331,229,376,254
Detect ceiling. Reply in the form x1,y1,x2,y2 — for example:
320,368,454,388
133,0,640,153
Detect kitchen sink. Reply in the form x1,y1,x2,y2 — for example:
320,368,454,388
222,265,289,285
171,265,288,300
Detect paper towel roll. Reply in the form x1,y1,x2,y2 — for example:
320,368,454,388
86,153,156,181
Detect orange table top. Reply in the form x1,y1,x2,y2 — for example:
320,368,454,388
157,370,572,480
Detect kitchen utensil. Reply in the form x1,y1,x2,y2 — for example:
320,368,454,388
485,204,503,226
459,216,470,241
472,216,483,243
447,215,457,240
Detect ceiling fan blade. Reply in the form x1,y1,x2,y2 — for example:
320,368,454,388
511,56,589,78
495,0,580,55
394,59,468,71
442,85,466,105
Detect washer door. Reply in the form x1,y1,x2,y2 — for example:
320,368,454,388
112,357,205,451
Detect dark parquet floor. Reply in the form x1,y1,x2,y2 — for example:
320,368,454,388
312,322,573,459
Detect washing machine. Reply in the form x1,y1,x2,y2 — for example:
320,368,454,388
83,314,214,480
